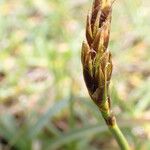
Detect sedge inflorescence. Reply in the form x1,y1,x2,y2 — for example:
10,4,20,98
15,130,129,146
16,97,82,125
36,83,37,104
81,0,113,108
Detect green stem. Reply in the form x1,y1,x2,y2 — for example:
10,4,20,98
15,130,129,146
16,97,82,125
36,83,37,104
100,101,130,150
109,123,131,150
93,88,131,149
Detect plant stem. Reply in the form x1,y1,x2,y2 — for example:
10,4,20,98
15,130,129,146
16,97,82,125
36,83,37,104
109,122,130,150
100,107,130,150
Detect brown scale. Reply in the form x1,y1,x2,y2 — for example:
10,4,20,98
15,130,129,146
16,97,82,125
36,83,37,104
99,6,111,27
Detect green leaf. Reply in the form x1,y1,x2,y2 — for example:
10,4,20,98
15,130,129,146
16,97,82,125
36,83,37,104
46,124,108,150
28,99,69,138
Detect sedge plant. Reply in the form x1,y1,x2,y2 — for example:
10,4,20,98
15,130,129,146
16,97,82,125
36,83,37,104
81,0,131,149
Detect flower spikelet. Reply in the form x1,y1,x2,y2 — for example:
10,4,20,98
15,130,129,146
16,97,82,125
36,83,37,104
81,0,113,107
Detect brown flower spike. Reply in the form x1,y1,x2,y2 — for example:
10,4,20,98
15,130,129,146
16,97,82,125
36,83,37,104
81,0,113,109
81,1,131,149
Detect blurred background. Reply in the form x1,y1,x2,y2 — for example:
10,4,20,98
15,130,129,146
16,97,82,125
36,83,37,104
0,0,150,150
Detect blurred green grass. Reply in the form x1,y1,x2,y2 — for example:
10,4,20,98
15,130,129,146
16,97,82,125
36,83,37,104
0,0,150,150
